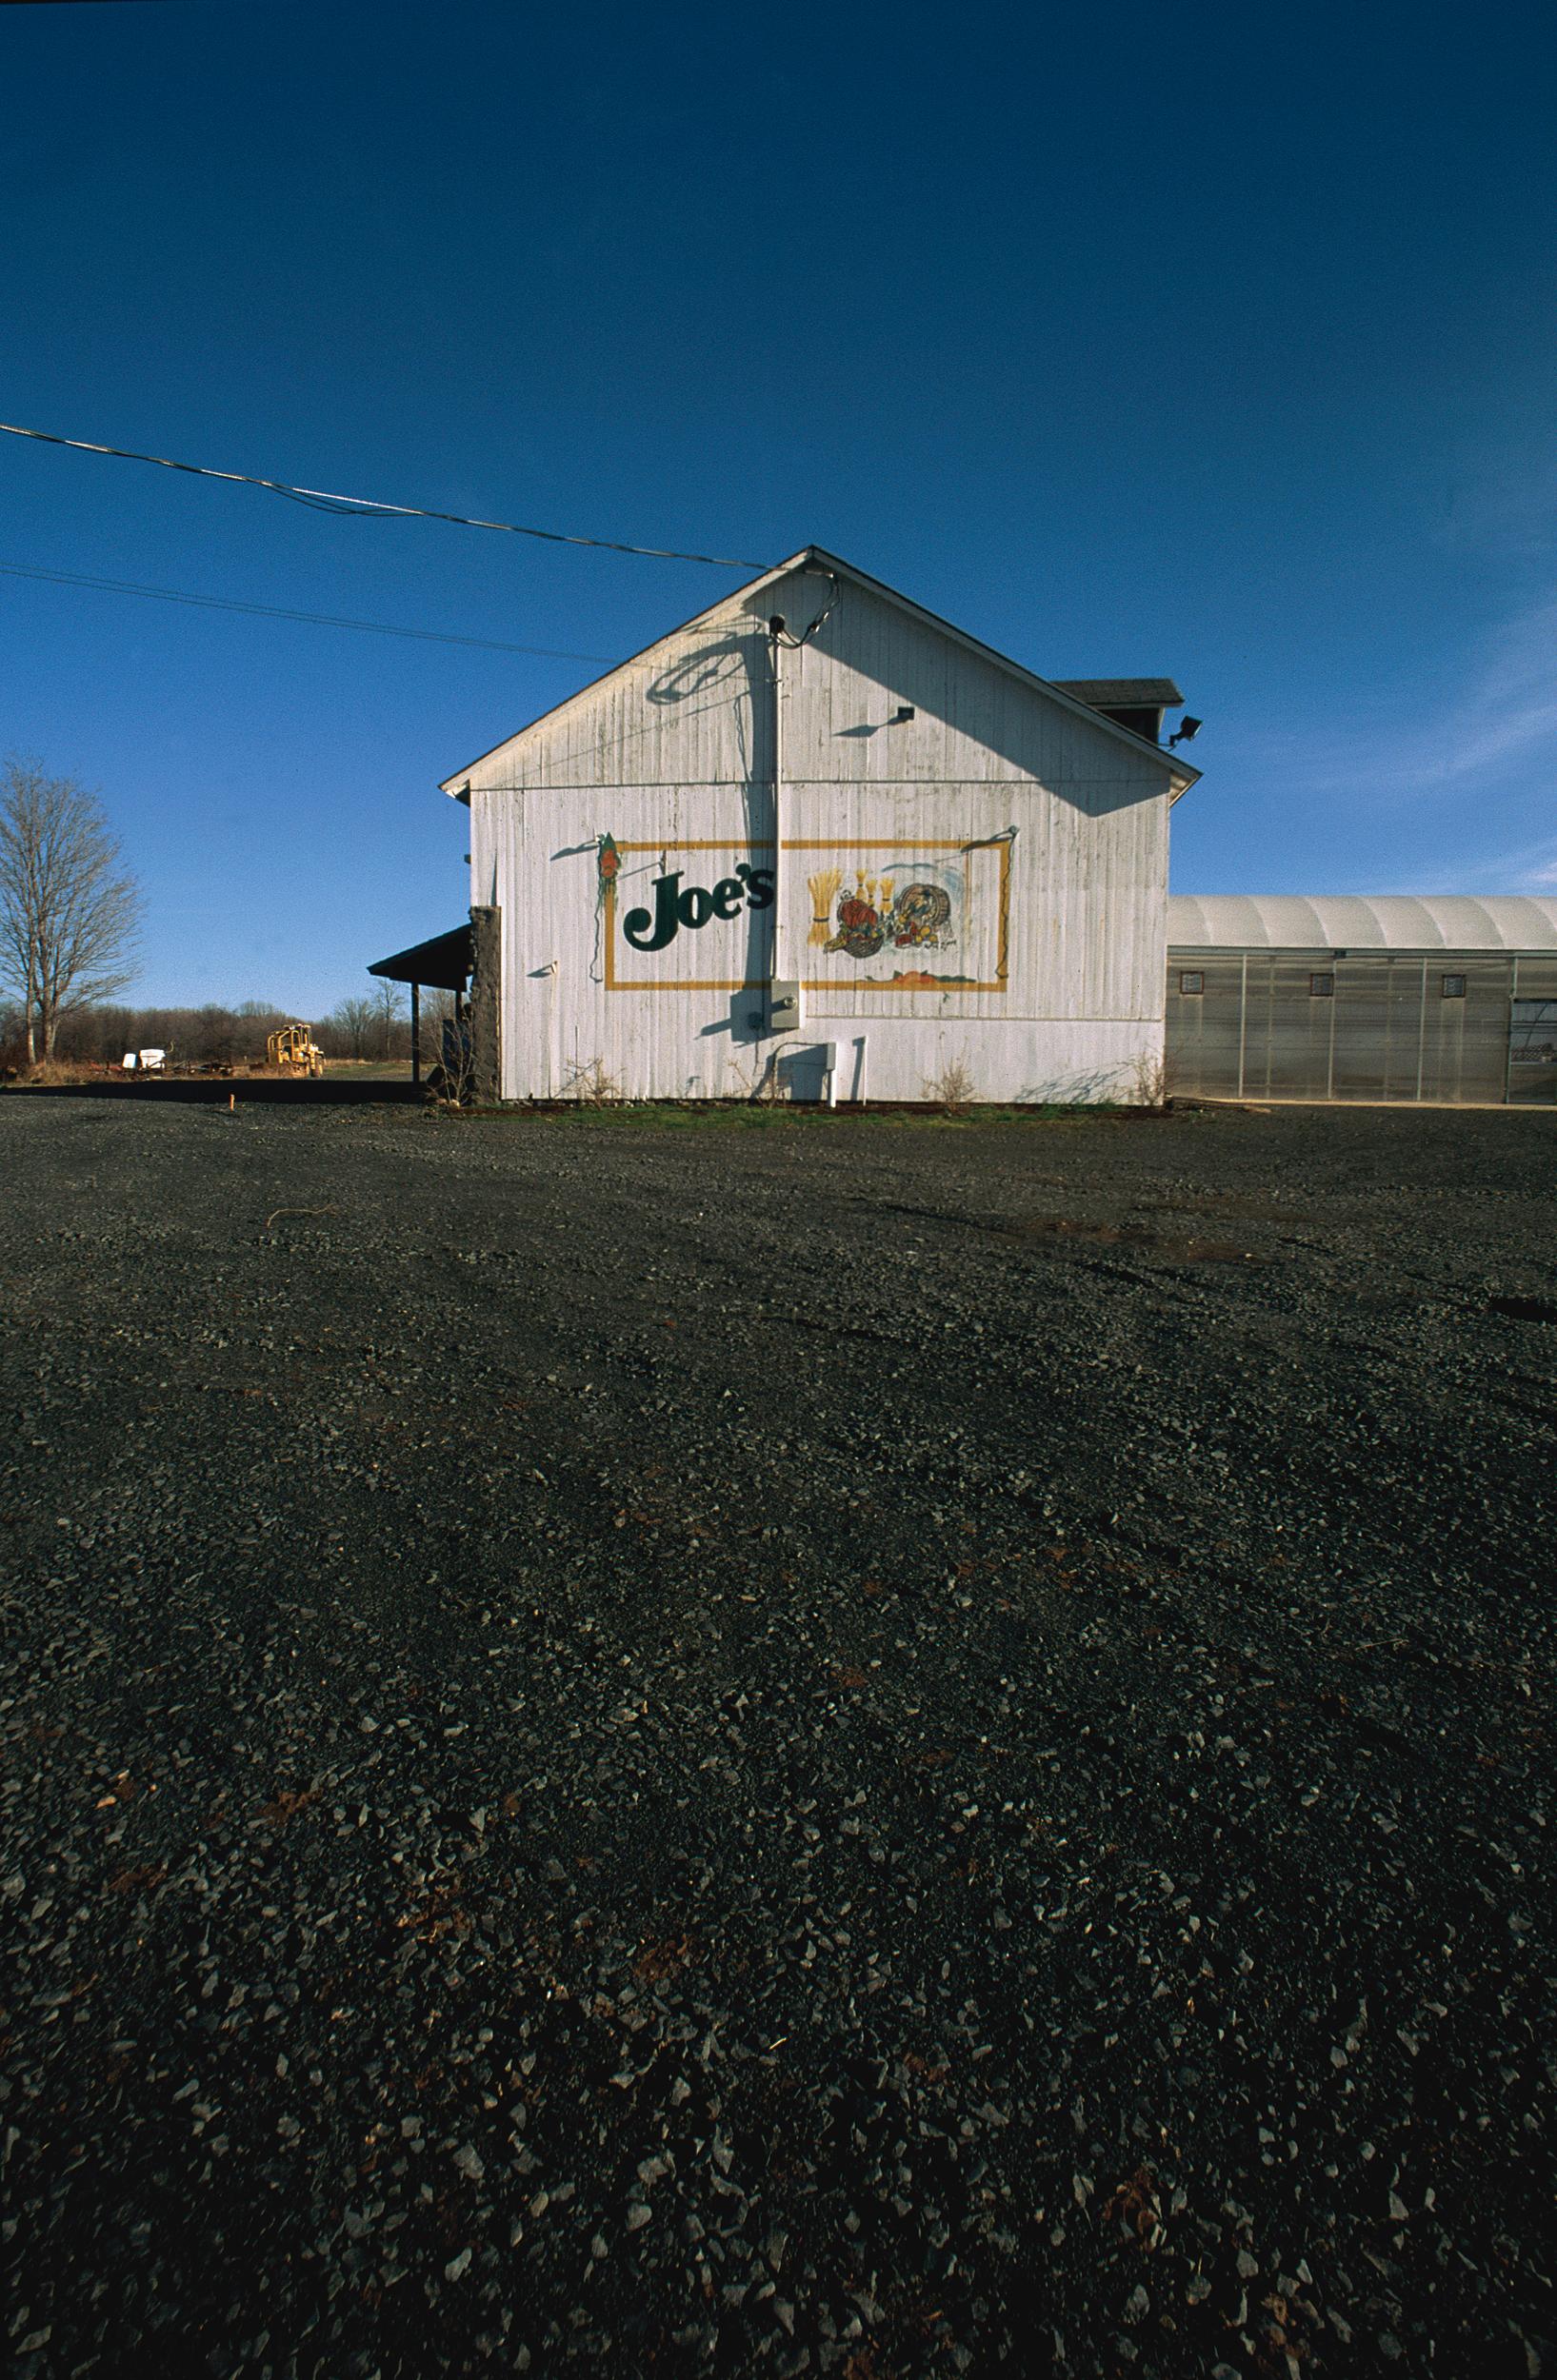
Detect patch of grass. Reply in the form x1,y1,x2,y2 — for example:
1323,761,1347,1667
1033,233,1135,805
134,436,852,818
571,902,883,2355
452,1100,1129,1130
15,1059,110,1085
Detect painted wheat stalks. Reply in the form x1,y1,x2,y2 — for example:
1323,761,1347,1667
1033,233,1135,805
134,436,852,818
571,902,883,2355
808,867,843,945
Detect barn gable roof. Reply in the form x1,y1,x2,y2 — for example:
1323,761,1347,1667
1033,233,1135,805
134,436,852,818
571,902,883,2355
439,545,1200,800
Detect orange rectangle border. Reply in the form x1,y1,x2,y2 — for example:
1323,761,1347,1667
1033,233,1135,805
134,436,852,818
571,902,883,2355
603,841,1010,994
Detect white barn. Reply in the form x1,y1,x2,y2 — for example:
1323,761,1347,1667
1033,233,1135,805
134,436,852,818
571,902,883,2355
439,547,1199,1104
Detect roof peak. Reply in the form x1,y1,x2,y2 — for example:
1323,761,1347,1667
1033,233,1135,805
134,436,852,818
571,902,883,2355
441,545,1200,794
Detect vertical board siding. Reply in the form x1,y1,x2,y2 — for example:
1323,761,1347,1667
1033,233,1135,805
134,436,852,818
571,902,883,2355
467,565,1177,1102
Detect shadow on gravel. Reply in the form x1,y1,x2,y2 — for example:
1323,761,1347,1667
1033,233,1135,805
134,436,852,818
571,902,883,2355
872,1201,1267,1264
1487,1292,1557,1326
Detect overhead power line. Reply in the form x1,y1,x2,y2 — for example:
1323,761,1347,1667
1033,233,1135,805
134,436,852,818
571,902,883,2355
0,557,622,661
0,418,767,570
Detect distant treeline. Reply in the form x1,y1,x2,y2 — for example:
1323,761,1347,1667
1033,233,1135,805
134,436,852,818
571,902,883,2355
1,982,457,1070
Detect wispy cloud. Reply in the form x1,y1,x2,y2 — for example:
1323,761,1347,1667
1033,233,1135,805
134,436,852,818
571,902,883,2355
1438,440,1557,564
1299,592,1557,803
1418,597,1557,786
1482,847,1557,896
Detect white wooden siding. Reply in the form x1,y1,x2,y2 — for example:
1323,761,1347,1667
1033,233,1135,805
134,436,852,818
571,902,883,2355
466,562,1175,1102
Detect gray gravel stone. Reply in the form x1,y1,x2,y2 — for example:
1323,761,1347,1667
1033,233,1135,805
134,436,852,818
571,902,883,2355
1,1097,1553,2376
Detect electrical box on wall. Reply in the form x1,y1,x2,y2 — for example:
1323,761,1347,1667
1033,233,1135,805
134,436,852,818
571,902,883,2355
769,981,804,1033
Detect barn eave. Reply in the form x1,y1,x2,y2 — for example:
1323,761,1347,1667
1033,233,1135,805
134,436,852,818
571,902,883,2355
439,545,1201,803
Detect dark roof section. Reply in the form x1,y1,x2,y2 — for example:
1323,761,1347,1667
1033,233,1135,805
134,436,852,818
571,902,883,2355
1051,679,1184,708
369,922,471,990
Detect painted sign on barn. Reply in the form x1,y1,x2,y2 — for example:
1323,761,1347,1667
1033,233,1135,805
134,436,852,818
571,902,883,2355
446,545,1196,1101
603,838,1010,995
802,840,1009,992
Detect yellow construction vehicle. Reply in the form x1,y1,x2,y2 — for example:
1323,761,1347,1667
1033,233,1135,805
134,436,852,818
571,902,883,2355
266,1023,326,1077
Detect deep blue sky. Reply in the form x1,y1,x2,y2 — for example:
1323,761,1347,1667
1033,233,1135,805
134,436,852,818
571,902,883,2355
4,0,1555,1010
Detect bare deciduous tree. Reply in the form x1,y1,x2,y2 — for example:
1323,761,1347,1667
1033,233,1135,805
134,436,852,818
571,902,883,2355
369,976,408,1059
328,994,376,1060
0,757,143,1061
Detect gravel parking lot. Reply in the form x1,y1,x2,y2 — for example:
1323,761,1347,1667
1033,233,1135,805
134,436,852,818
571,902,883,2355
2,1096,1553,2379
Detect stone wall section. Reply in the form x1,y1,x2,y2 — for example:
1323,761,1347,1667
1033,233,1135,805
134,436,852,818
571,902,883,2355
469,905,502,1103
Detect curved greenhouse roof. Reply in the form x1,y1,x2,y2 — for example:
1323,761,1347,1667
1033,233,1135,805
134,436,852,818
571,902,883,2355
1168,895,1557,953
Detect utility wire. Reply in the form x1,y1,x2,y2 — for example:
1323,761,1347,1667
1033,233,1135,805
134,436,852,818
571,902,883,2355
771,568,841,647
0,418,768,570
0,558,622,661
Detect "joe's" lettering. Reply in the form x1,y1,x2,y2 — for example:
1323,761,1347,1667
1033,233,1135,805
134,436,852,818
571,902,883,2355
623,863,774,953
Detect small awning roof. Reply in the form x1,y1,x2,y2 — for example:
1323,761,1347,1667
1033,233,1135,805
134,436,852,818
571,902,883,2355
1051,678,1184,709
368,922,471,989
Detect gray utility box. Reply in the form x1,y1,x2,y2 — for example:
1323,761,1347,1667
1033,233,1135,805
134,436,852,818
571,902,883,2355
769,981,804,1033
